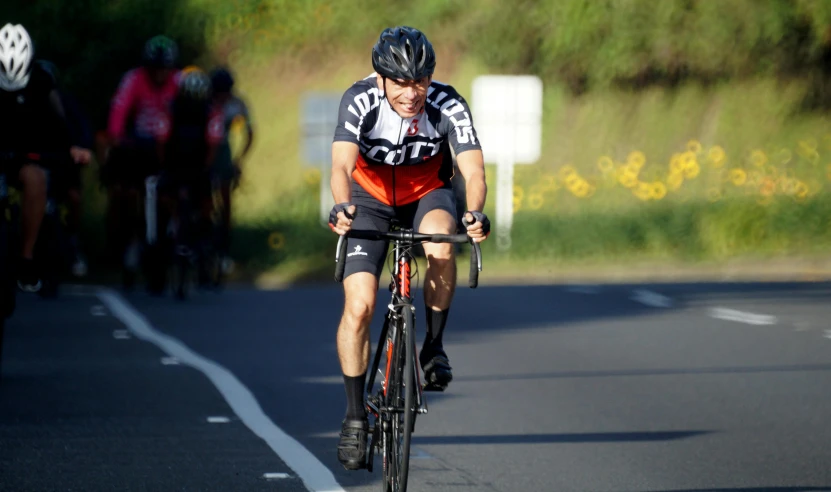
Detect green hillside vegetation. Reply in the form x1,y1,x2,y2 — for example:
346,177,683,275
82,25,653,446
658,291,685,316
7,0,831,282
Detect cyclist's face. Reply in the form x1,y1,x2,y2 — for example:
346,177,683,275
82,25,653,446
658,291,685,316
378,74,431,118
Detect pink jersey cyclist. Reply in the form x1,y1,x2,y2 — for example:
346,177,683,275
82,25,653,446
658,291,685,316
107,66,179,145
104,35,180,187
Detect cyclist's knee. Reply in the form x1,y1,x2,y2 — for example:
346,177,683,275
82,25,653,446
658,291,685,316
423,242,455,262
343,299,374,330
342,273,378,328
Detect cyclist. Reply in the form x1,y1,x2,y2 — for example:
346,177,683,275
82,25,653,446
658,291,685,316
328,26,490,470
209,66,254,274
104,35,179,289
36,60,94,277
160,68,223,276
0,23,72,293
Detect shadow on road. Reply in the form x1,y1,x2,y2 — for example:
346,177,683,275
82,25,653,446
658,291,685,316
412,430,713,445
457,363,831,383
639,488,831,492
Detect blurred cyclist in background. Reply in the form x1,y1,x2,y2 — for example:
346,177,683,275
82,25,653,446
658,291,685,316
36,60,93,278
209,66,254,274
0,23,72,292
161,67,223,251
105,35,180,289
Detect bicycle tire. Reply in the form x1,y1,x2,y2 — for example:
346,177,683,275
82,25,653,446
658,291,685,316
383,306,415,492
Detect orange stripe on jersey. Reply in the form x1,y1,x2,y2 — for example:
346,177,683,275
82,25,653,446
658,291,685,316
353,153,446,206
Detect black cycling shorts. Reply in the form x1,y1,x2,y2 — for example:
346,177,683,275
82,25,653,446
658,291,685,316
342,182,457,280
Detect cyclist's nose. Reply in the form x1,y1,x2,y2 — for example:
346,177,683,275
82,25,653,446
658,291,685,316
403,86,418,101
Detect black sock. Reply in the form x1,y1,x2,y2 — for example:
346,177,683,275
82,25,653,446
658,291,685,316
423,306,449,353
344,373,367,420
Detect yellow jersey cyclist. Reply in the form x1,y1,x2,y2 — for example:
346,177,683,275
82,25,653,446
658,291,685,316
209,67,254,274
328,26,490,470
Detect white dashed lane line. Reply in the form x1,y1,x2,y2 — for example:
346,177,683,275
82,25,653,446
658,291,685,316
709,307,778,326
97,287,345,492
630,289,674,308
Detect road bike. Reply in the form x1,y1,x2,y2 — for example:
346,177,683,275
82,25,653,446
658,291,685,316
334,221,482,491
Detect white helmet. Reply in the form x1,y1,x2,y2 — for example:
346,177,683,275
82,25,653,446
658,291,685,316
0,24,34,91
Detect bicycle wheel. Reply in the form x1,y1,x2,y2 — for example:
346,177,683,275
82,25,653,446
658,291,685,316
383,306,415,492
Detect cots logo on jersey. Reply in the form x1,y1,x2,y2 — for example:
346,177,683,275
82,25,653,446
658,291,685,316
347,245,368,257
426,87,476,145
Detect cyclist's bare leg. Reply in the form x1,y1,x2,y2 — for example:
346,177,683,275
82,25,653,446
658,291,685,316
418,208,457,388
338,272,377,376
419,208,457,311
18,163,47,259
337,271,377,467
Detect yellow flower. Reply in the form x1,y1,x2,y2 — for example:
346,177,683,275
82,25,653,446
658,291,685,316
513,185,525,201
528,193,544,210
708,146,726,166
650,182,667,200
687,140,703,154
619,171,639,188
633,182,652,201
572,181,591,198
565,174,582,190
669,153,685,174
683,161,701,179
750,150,767,167
513,197,522,213
597,156,615,174
268,232,285,250
667,171,684,191
795,181,810,199
558,165,577,181
540,174,559,192
729,168,747,186
627,150,646,169
760,178,776,197
780,178,798,195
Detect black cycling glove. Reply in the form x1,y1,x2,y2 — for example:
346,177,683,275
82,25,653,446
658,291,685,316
329,202,355,228
464,210,491,235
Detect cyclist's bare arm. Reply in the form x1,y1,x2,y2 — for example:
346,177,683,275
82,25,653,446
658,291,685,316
330,141,359,235
456,148,488,241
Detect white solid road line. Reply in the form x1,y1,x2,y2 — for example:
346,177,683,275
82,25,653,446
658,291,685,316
630,289,674,308
709,307,777,326
96,288,345,492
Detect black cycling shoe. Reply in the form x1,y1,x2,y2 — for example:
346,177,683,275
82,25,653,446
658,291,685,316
17,258,42,293
422,353,453,392
337,418,368,470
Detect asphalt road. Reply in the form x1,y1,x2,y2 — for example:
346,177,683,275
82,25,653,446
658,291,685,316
2,280,831,492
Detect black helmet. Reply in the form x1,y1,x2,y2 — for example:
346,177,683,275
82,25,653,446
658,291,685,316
210,67,234,93
371,26,435,81
142,35,178,69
